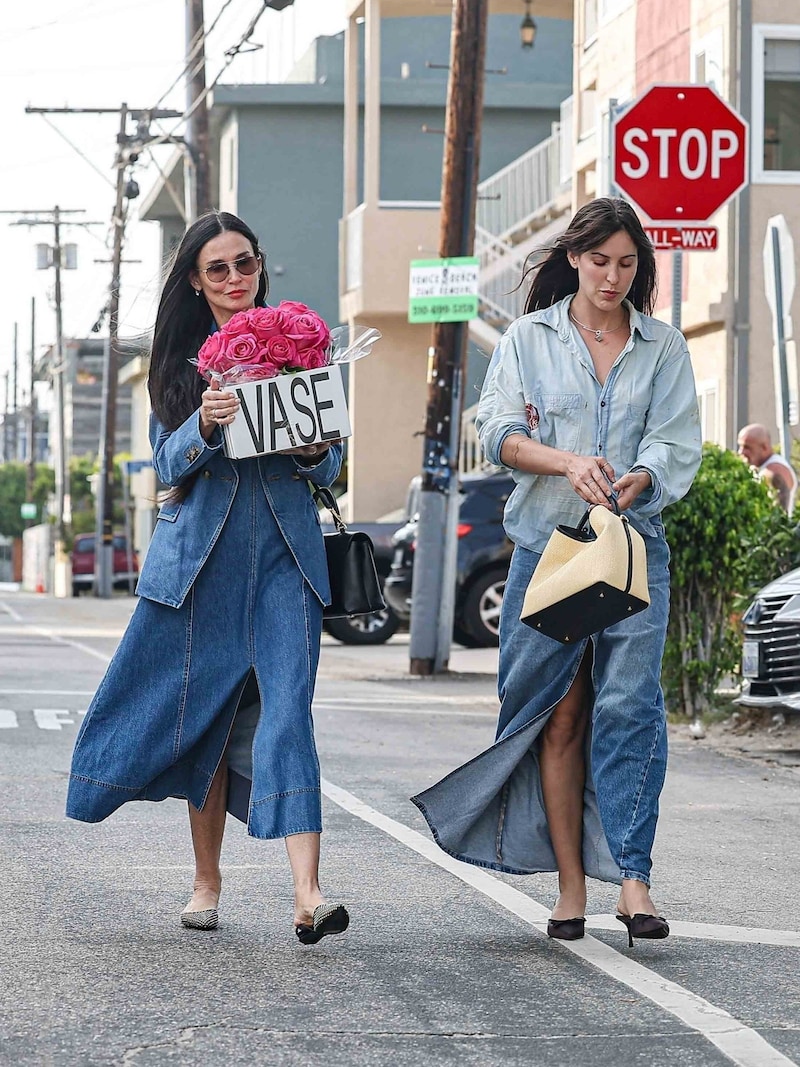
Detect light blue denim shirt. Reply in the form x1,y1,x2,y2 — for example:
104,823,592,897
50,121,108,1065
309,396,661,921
476,295,702,552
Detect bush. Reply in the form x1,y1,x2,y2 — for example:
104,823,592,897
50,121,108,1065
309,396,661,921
662,444,800,718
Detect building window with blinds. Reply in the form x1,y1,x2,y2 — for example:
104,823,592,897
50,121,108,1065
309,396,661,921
764,38,800,172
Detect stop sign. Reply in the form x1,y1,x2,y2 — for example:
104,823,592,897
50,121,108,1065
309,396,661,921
613,85,748,223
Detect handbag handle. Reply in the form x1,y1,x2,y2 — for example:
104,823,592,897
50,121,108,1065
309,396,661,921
577,495,621,532
311,484,348,534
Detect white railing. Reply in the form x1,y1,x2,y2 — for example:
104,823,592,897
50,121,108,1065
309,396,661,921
476,128,568,242
474,226,529,327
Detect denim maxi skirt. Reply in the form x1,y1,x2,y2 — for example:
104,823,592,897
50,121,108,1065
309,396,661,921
66,458,324,840
412,529,671,886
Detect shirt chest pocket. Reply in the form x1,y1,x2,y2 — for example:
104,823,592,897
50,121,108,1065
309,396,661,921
535,393,584,452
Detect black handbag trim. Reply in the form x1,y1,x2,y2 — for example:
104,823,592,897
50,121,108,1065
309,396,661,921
622,516,633,594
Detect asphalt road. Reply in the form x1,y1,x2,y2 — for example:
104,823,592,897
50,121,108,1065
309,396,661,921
1,592,799,1067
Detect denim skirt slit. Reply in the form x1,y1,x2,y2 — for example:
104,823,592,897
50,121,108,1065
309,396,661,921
412,533,671,886
66,458,324,840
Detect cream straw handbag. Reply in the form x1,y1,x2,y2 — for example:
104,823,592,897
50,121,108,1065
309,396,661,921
520,503,650,644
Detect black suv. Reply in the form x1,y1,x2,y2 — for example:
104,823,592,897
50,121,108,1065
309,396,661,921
384,471,514,647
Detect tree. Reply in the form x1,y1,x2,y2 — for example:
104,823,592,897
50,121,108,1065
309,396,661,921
0,463,54,538
662,444,800,718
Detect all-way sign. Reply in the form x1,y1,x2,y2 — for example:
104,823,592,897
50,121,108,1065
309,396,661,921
646,226,718,251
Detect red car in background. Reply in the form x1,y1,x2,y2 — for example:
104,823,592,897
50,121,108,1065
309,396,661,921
71,534,139,596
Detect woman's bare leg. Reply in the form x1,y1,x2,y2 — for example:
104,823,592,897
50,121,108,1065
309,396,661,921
285,832,326,926
540,653,591,920
617,879,660,917
184,761,228,912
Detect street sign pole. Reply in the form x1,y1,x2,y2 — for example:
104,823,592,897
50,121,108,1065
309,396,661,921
764,216,798,463
771,226,791,463
671,251,683,331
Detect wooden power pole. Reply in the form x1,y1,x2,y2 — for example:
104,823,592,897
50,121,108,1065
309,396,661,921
409,0,489,675
185,0,212,219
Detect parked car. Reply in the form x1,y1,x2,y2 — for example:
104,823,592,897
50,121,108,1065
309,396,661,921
71,534,139,597
384,471,514,647
320,507,406,645
738,567,800,711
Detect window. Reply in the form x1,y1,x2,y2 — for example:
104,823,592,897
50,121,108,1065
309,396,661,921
696,380,720,445
764,40,800,171
584,0,597,44
579,83,597,140
753,24,800,183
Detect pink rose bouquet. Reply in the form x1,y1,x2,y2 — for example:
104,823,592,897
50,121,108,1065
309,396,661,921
195,301,332,385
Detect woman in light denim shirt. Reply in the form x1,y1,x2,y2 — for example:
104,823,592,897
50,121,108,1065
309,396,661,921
413,199,701,948
66,212,349,946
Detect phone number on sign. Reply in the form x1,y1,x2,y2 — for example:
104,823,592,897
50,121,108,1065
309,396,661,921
413,302,475,317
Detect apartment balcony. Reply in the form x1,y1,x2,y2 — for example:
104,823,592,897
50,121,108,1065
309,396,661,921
339,201,441,319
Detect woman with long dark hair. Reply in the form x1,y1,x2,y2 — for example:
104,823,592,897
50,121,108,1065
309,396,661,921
67,211,349,945
413,198,701,947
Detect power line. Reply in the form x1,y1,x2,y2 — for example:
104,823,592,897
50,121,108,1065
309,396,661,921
151,0,240,110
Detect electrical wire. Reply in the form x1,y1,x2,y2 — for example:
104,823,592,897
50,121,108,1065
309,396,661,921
142,0,273,154
151,0,241,110
37,114,117,190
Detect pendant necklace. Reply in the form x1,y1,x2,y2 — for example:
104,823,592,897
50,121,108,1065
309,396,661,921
569,311,626,343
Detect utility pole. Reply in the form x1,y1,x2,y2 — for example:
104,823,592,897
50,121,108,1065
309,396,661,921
2,372,9,463
27,297,36,503
94,106,129,598
185,0,212,220
409,0,489,676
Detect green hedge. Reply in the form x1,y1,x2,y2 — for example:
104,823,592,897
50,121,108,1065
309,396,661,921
662,443,800,718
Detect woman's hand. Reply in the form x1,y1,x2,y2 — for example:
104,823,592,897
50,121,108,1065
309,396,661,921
279,437,343,462
612,469,651,511
200,384,239,441
563,454,617,508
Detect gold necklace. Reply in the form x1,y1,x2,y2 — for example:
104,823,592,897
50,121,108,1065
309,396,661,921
569,311,627,343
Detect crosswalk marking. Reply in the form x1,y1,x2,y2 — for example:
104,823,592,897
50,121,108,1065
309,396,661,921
32,709,74,730
0,709,19,728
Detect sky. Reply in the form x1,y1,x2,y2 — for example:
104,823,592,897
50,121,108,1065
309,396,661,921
0,0,347,408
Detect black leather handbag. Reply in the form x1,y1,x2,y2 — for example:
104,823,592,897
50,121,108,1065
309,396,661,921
312,486,386,619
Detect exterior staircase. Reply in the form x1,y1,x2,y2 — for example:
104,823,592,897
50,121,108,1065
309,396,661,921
460,98,573,473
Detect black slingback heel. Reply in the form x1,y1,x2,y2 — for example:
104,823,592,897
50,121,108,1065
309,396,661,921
615,912,670,948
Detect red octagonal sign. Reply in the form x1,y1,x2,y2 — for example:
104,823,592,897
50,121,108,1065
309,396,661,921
614,85,748,224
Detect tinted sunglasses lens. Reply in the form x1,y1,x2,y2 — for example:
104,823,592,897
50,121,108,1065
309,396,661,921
235,255,260,276
205,263,229,282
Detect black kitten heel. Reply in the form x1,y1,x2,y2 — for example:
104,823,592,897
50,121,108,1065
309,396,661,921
615,912,670,948
546,916,586,941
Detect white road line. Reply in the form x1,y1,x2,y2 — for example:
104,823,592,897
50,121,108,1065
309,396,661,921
0,709,19,728
0,601,23,622
33,709,75,730
315,702,495,719
321,779,797,1067
0,690,95,696
586,915,800,949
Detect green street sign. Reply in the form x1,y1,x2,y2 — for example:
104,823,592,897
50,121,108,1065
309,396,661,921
408,256,480,324
20,502,37,520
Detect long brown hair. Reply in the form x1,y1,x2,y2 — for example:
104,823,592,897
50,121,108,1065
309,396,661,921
148,210,269,430
523,197,657,315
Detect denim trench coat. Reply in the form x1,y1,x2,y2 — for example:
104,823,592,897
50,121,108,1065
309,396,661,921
66,410,342,838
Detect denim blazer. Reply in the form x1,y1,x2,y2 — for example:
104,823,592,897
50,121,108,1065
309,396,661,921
135,410,342,609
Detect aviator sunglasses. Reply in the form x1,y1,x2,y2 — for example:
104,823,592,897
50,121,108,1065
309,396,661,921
197,251,263,284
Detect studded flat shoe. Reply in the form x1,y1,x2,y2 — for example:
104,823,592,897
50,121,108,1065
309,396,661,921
295,903,349,945
180,908,219,930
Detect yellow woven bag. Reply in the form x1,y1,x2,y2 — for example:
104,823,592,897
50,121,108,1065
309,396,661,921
520,504,650,644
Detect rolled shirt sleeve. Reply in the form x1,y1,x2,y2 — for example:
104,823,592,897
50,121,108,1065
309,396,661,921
475,335,531,467
629,339,702,517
